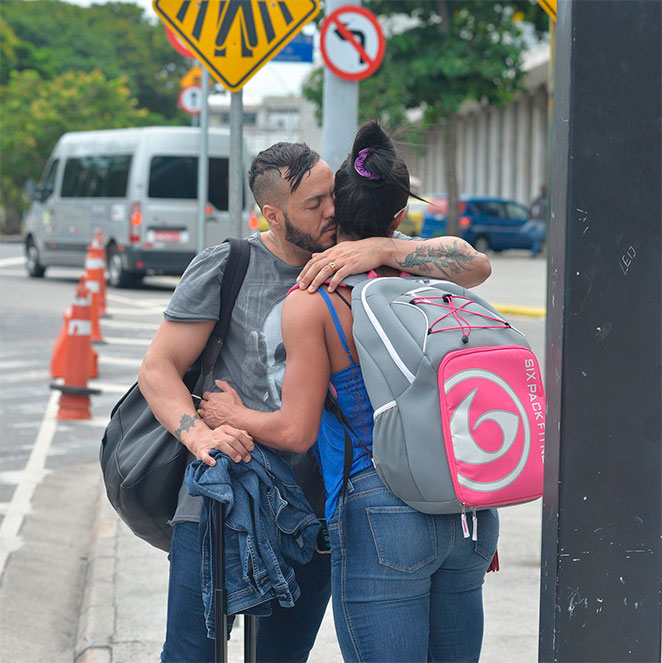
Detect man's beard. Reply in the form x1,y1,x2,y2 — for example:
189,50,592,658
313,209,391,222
284,213,335,254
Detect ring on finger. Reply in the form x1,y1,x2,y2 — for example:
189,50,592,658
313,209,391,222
328,261,338,273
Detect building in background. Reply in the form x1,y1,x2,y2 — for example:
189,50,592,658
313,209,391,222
401,43,551,208
208,94,322,158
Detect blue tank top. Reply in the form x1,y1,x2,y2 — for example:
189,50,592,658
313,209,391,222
314,288,374,521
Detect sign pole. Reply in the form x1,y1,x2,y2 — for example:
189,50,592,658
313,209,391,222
229,90,244,239
196,67,210,254
320,2,386,172
322,0,360,171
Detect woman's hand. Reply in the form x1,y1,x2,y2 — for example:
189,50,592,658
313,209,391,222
199,379,245,430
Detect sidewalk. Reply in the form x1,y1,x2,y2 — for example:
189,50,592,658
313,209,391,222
76,476,542,663
75,253,547,662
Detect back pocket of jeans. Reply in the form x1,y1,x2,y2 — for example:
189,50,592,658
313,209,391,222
366,506,436,573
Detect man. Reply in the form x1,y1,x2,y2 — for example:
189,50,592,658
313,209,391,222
139,142,491,662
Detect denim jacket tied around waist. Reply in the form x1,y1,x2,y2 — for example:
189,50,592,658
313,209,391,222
185,446,321,639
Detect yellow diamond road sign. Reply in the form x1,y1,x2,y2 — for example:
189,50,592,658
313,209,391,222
537,0,556,21
154,0,320,92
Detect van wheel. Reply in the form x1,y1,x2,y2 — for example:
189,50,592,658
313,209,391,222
107,245,138,288
473,236,490,253
25,238,46,278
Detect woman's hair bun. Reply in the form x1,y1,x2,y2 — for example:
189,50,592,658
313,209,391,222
348,120,396,184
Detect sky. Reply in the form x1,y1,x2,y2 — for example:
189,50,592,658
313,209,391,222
66,0,319,99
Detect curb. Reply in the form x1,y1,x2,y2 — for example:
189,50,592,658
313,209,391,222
491,303,547,318
74,479,118,663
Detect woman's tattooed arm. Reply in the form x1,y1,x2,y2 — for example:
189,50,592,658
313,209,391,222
396,238,488,285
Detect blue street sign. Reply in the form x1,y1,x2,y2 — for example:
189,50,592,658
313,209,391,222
273,34,314,63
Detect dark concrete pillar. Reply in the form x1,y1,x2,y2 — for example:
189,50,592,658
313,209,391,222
540,1,661,661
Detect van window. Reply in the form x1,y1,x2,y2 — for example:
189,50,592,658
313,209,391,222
61,155,132,198
148,156,231,211
39,159,59,202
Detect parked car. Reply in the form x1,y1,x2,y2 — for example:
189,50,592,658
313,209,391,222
419,195,545,253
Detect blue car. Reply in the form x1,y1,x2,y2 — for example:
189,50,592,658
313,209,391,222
419,195,545,254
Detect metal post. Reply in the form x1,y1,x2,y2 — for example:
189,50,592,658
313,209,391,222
196,67,210,254
229,90,244,238
214,501,228,663
321,0,360,171
540,1,661,660
244,615,257,662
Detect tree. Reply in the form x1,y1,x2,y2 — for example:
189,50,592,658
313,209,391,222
304,0,548,237
0,0,190,119
0,69,151,232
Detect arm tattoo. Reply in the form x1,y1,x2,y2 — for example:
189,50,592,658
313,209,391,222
175,413,201,441
396,240,479,279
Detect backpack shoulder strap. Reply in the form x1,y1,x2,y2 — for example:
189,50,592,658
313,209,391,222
200,238,250,371
317,288,355,366
216,237,250,338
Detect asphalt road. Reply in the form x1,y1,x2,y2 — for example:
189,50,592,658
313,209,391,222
0,242,548,661
0,243,178,662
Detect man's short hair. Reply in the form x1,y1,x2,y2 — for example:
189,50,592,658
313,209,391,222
248,142,320,208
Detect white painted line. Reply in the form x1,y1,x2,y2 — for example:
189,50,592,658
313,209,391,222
106,307,163,316
104,336,151,347
0,269,28,277
76,417,111,428
101,319,159,330
88,381,133,394
2,369,51,383
0,390,59,578
0,359,43,370
0,256,25,267
98,356,142,368
106,293,167,310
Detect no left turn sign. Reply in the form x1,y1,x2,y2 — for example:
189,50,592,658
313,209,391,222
320,5,385,81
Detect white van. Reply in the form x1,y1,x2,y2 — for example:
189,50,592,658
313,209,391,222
23,127,251,287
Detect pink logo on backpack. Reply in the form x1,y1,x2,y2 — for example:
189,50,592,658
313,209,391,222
438,345,545,509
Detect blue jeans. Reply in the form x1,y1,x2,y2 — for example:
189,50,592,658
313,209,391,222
328,468,499,663
161,521,331,663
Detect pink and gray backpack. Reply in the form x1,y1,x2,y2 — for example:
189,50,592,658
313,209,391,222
342,276,545,535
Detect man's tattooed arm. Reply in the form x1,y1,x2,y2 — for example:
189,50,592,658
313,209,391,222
396,239,482,280
174,412,202,441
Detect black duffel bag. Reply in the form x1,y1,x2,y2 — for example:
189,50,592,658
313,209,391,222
100,238,250,551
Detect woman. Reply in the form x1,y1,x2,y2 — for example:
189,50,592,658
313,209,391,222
200,122,499,663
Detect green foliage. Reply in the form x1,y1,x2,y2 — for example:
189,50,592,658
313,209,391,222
1,0,190,117
0,0,195,232
0,69,151,231
305,0,549,235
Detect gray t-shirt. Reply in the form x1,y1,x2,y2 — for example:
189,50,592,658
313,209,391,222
165,232,326,522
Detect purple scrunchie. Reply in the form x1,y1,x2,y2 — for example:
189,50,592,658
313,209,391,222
354,147,381,181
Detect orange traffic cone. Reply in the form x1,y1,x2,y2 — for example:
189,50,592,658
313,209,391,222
86,272,104,344
50,277,101,420
50,306,98,379
88,228,108,317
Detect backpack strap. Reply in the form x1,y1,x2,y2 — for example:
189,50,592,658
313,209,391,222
316,288,356,366
199,237,251,376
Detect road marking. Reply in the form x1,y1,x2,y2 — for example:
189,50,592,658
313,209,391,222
0,390,58,578
3,369,51,383
101,319,159,330
107,293,168,310
104,336,151,346
0,256,25,267
491,303,547,318
106,307,164,316
89,381,133,394
0,269,28,277
98,356,143,368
